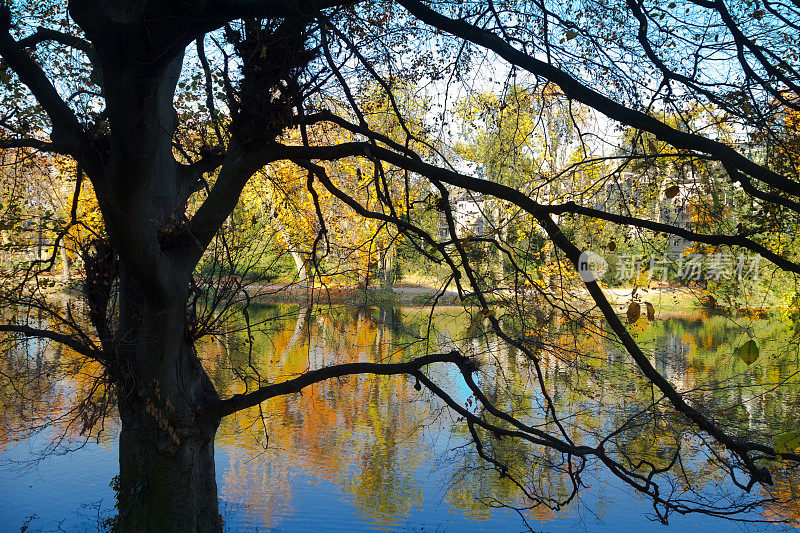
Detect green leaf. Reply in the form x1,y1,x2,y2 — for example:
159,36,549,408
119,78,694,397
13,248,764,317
565,29,578,40
668,2,676,8
736,339,760,365
775,432,800,454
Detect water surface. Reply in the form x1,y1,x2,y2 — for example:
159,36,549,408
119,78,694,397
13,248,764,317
1,304,798,531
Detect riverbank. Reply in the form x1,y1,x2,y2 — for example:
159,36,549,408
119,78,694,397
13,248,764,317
20,273,784,316
240,281,709,313
239,282,463,306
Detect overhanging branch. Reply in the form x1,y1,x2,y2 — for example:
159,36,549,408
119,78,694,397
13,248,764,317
214,350,475,418
0,324,104,361
269,140,795,486
395,0,800,203
273,141,800,275
16,26,99,67
0,8,87,153
0,137,75,154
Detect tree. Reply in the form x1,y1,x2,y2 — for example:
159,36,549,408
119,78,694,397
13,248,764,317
1,1,800,531
455,83,596,283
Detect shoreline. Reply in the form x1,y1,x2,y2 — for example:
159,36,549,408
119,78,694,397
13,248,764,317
19,274,789,315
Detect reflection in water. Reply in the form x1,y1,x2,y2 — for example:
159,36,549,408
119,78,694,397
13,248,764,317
208,306,430,530
2,304,800,530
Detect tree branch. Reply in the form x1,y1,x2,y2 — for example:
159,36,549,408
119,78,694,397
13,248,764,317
184,140,279,266
272,140,800,275
0,137,75,154
16,26,98,67
0,8,86,153
211,0,361,19
547,201,800,274
396,0,800,202
214,350,474,418
179,149,226,185
271,140,791,485
0,324,104,361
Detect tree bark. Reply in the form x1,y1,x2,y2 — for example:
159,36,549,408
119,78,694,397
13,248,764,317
114,289,222,532
117,403,221,532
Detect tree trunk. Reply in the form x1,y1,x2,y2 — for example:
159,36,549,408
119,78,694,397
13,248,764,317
60,245,70,282
117,401,221,532
290,248,308,283
0,229,9,272
269,198,309,283
379,243,395,289
496,206,506,284
113,272,223,532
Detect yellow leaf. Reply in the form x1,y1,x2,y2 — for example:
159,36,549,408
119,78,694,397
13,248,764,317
629,316,650,334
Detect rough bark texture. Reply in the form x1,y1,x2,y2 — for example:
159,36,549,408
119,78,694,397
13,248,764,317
109,250,223,530
61,4,233,523
117,402,221,532
114,277,222,531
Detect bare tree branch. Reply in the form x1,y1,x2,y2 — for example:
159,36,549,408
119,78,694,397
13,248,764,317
214,350,474,417
16,26,99,67
272,140,800,275
396,0,800,203
0,324,103,361
0,7,87,153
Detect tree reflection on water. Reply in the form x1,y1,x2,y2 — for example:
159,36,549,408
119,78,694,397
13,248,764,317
3,303,800,530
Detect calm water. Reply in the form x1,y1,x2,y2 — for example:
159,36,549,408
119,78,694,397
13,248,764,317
1,304,798,532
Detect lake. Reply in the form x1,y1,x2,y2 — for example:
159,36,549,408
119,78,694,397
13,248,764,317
1,303,798,531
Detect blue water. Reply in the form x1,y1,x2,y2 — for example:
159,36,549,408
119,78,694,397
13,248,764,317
0,429,785,532
1,309,795,532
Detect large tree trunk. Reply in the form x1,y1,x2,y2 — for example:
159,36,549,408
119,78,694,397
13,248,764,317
117,330,222,532
114,288,223,532
70,42,230,531
117,401,220,532
63,7,295,531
